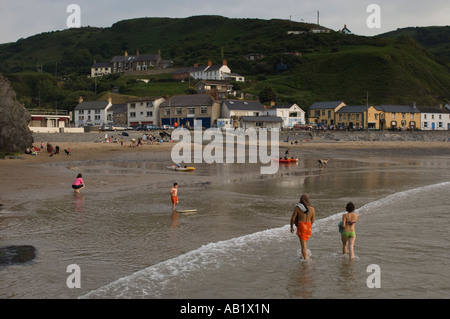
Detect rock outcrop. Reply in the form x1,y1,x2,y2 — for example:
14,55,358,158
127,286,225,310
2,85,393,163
0,73,33,154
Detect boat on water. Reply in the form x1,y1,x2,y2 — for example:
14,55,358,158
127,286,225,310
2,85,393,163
273,157,298,163
167,165,196,171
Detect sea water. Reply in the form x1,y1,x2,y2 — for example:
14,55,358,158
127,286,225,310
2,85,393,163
1,154,449,299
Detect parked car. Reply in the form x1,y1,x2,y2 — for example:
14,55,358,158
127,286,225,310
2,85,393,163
146,124,160,131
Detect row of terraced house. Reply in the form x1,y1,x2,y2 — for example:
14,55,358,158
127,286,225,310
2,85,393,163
28,97,450,133
309,101,450,131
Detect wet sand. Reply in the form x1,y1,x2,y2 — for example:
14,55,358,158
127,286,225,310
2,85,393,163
1,140,450,209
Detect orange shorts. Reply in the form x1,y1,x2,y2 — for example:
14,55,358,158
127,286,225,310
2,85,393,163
297,222,312,241
171,196,179,204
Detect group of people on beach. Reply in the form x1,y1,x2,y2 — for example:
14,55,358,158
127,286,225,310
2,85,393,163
290,194,358,260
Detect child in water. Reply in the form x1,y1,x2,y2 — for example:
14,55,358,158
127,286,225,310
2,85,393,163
72,173,85,194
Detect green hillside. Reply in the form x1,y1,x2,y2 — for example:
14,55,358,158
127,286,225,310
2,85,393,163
1,16,449,110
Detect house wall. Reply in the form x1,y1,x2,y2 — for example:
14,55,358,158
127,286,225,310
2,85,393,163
384,112,421,130
421,113,450,130
127,98,164,126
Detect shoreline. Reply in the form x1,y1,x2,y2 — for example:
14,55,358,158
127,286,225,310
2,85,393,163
1,138,450,210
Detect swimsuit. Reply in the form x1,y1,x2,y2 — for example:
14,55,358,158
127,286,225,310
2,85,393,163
297,222,312,241
171,196,179,204
341,231,355,238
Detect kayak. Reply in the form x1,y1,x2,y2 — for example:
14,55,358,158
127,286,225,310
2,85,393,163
167,165,196,171
274,158,298,163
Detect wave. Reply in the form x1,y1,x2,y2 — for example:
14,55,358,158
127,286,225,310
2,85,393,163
80,181,450,298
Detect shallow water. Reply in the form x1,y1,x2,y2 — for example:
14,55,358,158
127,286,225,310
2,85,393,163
1,154,449,299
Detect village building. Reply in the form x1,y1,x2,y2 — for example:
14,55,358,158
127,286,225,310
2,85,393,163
308,101,346,126
159,94,220,129
378,104,421,130
127,97,165,127
240,116,284,130
221,100,265,129
28,109,72,133
418,105,450,130
111,50,162,73
73,96,113,127
91,62,112,77
265,103,306,128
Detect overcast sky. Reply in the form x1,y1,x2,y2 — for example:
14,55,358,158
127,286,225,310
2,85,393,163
0,0,449,44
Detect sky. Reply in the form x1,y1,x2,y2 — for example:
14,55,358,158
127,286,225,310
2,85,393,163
0,0,449,44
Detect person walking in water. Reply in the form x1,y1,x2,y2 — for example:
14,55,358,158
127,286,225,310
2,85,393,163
341,202,359,259
72,173,85,194
170,183,179,211
290,194,316,261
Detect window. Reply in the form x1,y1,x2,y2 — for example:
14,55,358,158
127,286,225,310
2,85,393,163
439,115,442,120
176,107,182,115
95,115,100,120
423,122,428,128
322,110,325,116
146,112,153,117
356,114,360,120
339,114,342,120
424,114,427,119
130,112,136,118
188,107,195,116
130,103,136,109
402,113,406,119
411,113,414,119
392,113,395,119
328,110,331,119
201,107,208,114
165,108,170,116
79,110,84,114
147,102,153,108
375,114,378,120
439,122,443,128
95,110,100,114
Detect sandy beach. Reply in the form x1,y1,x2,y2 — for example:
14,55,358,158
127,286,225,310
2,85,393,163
1,137,449,209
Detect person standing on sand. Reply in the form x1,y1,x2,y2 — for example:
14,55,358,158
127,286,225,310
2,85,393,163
72,173,85,194
290,194,315,261
341,202,358,259
170,183,179,211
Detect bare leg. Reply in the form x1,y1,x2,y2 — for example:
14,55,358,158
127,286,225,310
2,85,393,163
341,235,348,255
348,235,356,259
300,239,309,261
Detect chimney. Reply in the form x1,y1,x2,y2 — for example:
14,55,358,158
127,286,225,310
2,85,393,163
124,51,128,57
194,63,199,68
223,60,227,66
136,49,139,57
78,96,84,104
412,101,416,108
208,61,213,67
107,95,112,104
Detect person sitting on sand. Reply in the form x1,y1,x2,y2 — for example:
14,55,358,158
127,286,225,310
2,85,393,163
72,173,85,194
65,148,71,155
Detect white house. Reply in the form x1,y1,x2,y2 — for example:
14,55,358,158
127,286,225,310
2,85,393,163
74,97,113,127
418,106,450,130
91,62,112,77
266,103,306,128
127,97,166,127
179,60,232,81
221,100,265,128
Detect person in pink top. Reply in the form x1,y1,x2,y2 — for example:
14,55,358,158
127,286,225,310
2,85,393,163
72,173,85,194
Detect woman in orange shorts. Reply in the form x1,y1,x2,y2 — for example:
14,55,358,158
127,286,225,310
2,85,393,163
290,194,316,261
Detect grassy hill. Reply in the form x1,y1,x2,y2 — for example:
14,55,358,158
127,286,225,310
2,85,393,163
1,16,449,110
